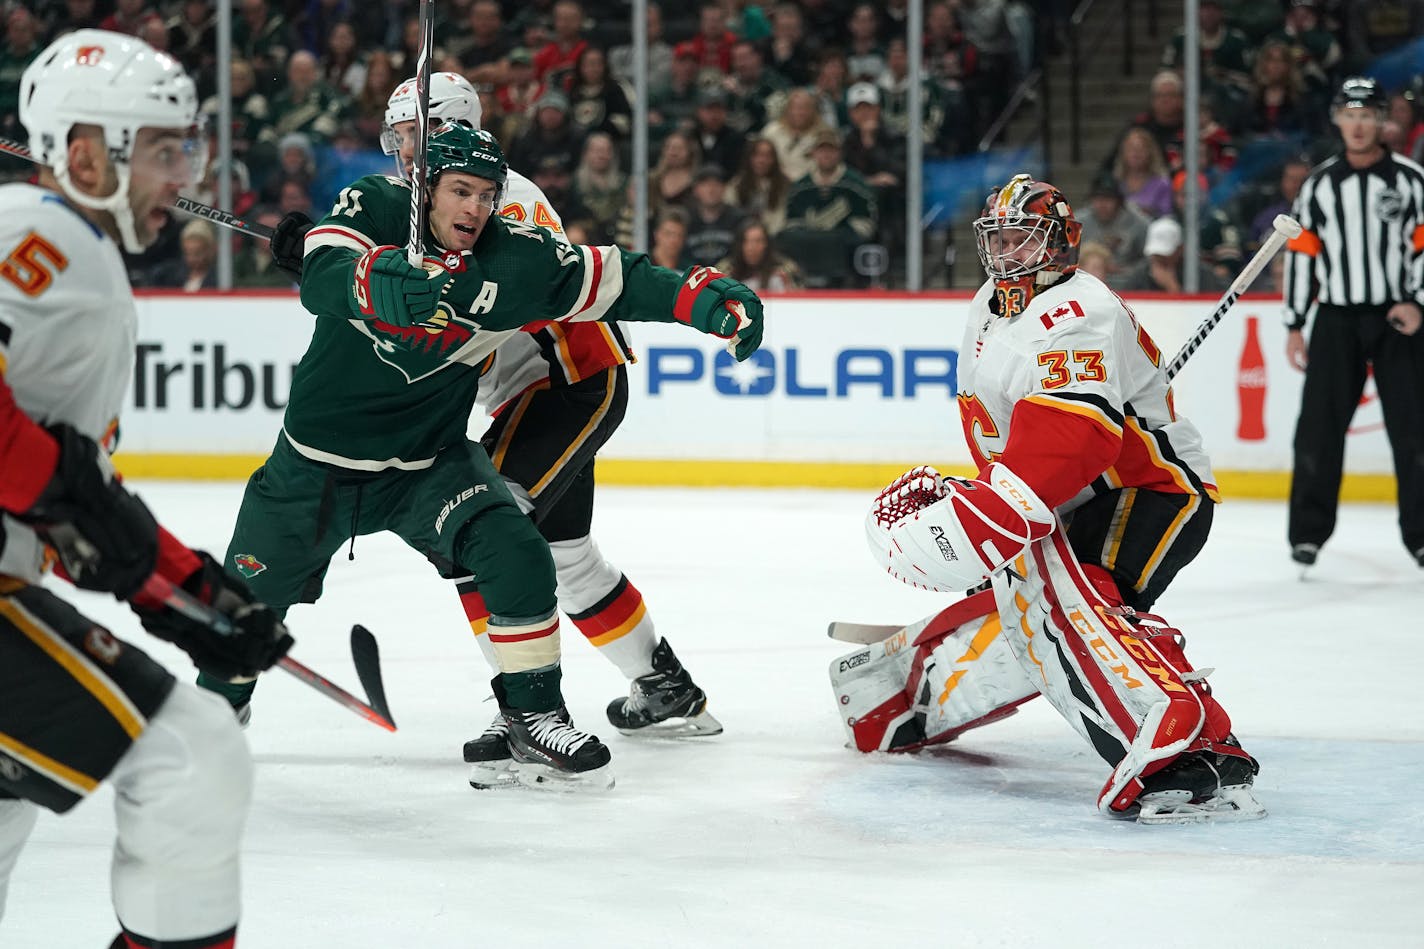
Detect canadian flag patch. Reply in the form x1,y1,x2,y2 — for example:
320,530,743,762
1040,299,1085,330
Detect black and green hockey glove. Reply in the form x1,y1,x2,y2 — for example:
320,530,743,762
672,266,765,361
350,245,451,327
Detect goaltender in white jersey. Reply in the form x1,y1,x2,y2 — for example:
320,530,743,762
847,174,1263,824
0,29,291,947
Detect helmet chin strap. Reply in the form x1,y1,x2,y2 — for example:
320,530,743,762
52,158,146,254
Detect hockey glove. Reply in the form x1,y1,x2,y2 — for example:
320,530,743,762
867,463,1056,592
350,245,451,327
136,552,293,681
270,210,313,276
672,266,765,361
21,424,158,600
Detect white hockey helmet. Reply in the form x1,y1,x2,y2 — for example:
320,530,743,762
19,29,203,253
381,71,483,175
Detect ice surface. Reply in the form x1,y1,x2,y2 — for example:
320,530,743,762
4,485,1421,948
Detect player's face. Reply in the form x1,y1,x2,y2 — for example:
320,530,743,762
127,126,205,248
430,171,499,251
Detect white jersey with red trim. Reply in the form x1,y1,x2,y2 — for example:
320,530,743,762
957,270,1217,515
477,169,630,416
0,184,135,580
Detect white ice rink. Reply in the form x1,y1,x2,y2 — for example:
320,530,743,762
3,483,1422,948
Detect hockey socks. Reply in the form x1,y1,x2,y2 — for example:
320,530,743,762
112,925,236,949
565,574,658,679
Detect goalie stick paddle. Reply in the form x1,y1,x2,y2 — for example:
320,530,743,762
0,135,274,239
827,621,905,645
1165,213,1302,381
349,624,395,728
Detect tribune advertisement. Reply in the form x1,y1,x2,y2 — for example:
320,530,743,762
117,291,1395,486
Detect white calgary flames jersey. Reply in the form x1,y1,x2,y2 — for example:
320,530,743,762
957,271,1217,515
476,169,629,414
0,183,136,579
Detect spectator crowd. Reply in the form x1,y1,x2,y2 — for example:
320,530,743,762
1,0,1420,292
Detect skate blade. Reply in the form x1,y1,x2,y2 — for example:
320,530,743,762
468,761,522,791
616,709,724,739
1137,786,1267,825
511,761,616,793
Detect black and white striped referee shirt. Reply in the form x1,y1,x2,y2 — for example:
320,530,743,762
1283,149,1424,328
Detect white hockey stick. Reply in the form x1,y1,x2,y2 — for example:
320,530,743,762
406,0,435,266
1164,213,1302,381
827,621,904,644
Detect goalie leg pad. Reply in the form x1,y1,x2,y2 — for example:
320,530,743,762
830,590,1039,752
992,531,1218,815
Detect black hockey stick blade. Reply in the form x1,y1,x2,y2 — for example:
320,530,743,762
350,625,395,729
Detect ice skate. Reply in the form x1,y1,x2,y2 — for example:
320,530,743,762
606,638,723,738
462,710,517,790
504,706,614,791
1133,737,1265,824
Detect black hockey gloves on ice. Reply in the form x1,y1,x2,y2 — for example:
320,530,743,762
136,552,294,681
23,423,158,600
350,245,452,327
673,265,764,361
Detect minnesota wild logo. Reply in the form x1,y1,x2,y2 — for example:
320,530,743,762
360,301,479,383
233,553,267,579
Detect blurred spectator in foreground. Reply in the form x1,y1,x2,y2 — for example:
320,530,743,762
568,45,632,142
650,207,691,270
321,21,367,98
1078,176,1150,273
717,217,802,291
277,178,314,218
728,136,791,234
1111,126,1174,219
352,50,397,144
878,38,947,151
842,81,905,251
202,59,271,175
259,132,316,205
684,164,742,266
809,48,850,129
611,2,673,91
761,88,831,183
1244,39,1320,140
688,0,737,77
650,42,702,143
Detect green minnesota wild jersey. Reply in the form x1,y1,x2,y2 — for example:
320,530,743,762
289,173,689,470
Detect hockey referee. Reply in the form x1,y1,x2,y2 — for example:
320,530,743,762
1283,76,1424,570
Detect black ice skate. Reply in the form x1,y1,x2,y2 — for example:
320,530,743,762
1133,735,1265,824
605,638,723,738
504,704,614,791
462,711,516,790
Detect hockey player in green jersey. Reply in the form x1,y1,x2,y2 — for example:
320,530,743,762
204,121,764,789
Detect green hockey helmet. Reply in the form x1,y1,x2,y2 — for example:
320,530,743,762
426,119,508,203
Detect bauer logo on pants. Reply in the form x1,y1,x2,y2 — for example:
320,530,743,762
234,553,268,579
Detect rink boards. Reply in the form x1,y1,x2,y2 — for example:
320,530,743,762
112,290,1396,500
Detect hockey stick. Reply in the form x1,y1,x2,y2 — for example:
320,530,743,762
0,135,274,239
828,621,903,644
139,574,398,732
1164,213,1302,381
406,0,435,266
349,624,395,728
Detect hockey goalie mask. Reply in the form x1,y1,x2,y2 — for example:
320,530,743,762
19,29,204,254
973,174,1082,292
382,72,484,178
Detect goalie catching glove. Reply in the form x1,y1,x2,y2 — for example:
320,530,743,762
350,244,452,327
866,463,1056,592
134,552,294,682
672,265,764,361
